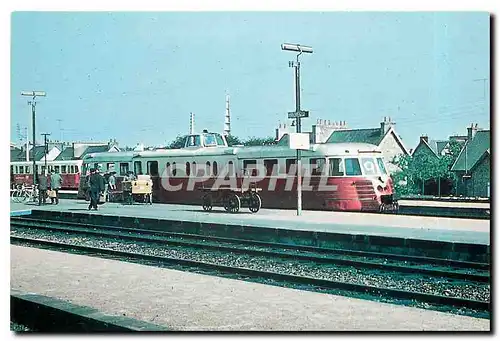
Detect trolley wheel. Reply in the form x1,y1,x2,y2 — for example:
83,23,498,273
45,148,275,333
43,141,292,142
202,194,213,211
225,193,240,213
248,193,262,213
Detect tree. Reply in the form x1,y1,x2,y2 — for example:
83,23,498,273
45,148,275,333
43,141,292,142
225,134,243,147
166,135,187,149
243,136,276,146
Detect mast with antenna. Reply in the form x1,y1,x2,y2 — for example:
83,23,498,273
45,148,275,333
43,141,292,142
224,93,231,136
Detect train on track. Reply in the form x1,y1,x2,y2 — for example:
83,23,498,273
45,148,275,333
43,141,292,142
10,159,82,190
77,131,397,212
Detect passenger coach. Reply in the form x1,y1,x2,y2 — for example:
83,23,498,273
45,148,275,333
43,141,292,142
78,131,395,211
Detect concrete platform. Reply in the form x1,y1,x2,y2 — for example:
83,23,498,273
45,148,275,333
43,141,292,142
10,200,490,245
10,245,489,331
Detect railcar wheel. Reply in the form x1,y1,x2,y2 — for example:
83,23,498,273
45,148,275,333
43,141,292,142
202,194,213,211
225,193,240,213
248,193,262,213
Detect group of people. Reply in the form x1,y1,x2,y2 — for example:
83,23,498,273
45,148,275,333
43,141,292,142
37,170,63,206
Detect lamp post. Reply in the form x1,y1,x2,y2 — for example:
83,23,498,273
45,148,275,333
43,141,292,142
281,43,313,216
21,91,46,188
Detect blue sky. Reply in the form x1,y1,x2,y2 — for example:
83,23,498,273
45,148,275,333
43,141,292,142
10,11,490,149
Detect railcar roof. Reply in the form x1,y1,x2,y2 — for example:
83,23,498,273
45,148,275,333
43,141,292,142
83,142,382,162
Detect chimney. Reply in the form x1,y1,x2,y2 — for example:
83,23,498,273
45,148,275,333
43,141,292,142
467,123,479,141
420,135,429,143
380,116,393,136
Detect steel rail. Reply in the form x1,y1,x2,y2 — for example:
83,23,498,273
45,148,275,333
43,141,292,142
11,219,489,283
10,235,490,313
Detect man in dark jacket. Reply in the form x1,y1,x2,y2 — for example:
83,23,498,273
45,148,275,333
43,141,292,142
38,172,49,206
88,168,105,210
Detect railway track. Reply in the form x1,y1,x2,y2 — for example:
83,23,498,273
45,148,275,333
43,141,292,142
11,217,490,317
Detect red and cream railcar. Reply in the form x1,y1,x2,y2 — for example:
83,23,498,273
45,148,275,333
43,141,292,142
78,132,395,211
10,160,82,190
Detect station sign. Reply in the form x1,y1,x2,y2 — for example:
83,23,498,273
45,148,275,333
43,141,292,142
288,110,309,119
289,133,310,150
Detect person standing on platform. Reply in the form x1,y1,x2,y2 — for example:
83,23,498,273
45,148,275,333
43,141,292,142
108,172,116,191
50,170,63,204
37,172,49,206
88,168,105,210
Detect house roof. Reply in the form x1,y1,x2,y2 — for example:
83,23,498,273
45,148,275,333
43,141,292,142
10,148,25,162
29,146,47,161
80,145,111,158
451,130,490,172
54,147,75,161
326,128,384,145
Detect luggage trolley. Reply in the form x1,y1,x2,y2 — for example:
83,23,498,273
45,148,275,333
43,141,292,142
200,184,262,213
121,175,153,205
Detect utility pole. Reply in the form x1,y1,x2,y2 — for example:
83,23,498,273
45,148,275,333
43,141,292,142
41,133,51,174
281,43,313,216
21,91,46,188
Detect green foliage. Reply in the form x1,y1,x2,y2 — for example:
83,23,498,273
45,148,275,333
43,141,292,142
243,136,276,146
225,134,243,146
391,141,462,196
166,135,188,149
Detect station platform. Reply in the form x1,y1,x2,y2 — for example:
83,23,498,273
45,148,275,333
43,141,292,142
10,245,489,331
10,200,490,245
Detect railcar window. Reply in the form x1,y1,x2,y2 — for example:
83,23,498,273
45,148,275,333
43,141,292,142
264,159,278,176
119,163,129,176
75,165,79,173
376,158,387,175
134,161,143,175
204,134,217,147
213,161,218,176
360,158,377,176
19,166,24,174
41,166,46,174
54,166,60,173
286,159,297,175
329,158,344,176
61,165,67,174
172,162,177,176
192,162,197,177
310,158,326,176
107,163,115,172
26,166,30,174
205,161,211,176
345,158,362,176
228,161,234,176
185,162,190,176
147,161,159,176
243,160,257,177
166,162,171,176
215,134,225,146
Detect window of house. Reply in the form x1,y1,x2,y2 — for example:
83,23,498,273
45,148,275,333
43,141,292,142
310,158,326,176
134,161,143,175
147,161,159,176
264,159,278,176
329,158,344,176
243,160,257,176
120,163,129,176
286,159,297,175
345,158,362,176
213,161,218,176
